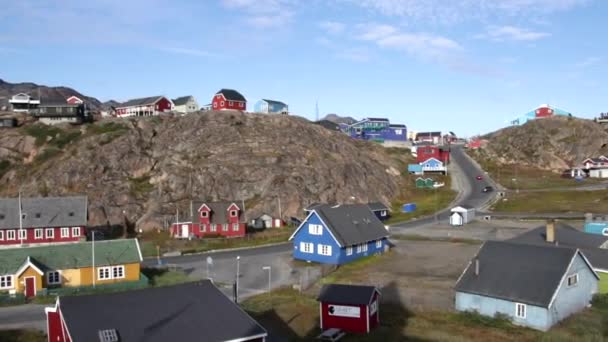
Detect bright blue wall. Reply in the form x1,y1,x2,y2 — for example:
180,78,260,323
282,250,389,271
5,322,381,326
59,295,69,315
584,222,608,236
421,159,442,168
291,212,387,265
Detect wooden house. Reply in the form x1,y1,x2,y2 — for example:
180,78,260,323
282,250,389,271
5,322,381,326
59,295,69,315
36,99,87,125
420,158,446,174
114,96,173,117
46,280,267,342
170,201,247,239
0,239,143,298
8,93,40,113
289,204,389,265
251,214,283,229
172,95,199,115
415,145,450,164
456,241,599,331
367,202,390,221
211,89,246,111
317,284,380,334
254,99,288,114
449,205,475,226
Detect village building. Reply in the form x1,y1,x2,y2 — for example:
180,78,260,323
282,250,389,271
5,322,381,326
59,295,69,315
250,214,283,229
455,240,599,331
65,96,84,105
172,95,199,115
254,99,289,114
0,196,87,247
510,104,572,126
211,89,247,111
343,118,407,144
449,205,476,226
367,202,390,221
584,214,608,237
46,280,267,342
170,201,247,239
114,96,173,117
0,117,17,128
0,239,143,298
415,132,442,144
317,284,381,335
415,145,450,164
8,93,40,113
289,204,389,265
36,99,87,125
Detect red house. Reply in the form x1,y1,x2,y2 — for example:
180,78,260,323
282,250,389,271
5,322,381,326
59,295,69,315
171,201,247,239
0,196,87,247
212,89,247,111
114,96,173,117
416,145,450,164
318,284,381,334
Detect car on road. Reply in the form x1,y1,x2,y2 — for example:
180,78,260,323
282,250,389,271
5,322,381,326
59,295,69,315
475,175,483,180
482,186,494,193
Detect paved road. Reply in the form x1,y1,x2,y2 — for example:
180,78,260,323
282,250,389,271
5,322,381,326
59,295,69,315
0,304,47,332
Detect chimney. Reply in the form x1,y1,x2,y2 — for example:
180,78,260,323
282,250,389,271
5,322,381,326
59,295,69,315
546,220,555,243
474,258,479,276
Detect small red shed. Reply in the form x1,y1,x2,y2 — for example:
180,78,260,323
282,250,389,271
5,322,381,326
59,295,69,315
317,284,381,334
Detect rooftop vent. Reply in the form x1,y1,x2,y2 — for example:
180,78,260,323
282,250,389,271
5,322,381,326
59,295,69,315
68,212,74,217
35,213,41,218
98,329,119,342
0,214,4,219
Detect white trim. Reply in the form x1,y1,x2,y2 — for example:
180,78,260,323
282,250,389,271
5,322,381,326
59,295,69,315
0,275,14,289
34,228,43,240
226,202,240,211
515,302,526,319
60,227,70,238
46,270,62,285
319,303,323,330
135,238,145,261
288,210,344,247
71,227,80,237
24,276,37,297
366,303,370,333
16,257,44,276
0,230,3,240
45,228,54,239
197,203,211,212
224,333,269,342
6,229,15,240
455,244,484,285
548,249,599,308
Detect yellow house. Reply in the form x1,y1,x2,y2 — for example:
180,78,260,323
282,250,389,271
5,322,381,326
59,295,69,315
0,239,143,297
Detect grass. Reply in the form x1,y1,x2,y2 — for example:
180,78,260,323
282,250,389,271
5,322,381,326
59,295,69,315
0,330,46,342
86,121,129,135
140,228,294,257
467,149,604,190
128,175,154,198
492,190,608,213
141,267,190,287
319,252,390,285
391,234,482,245
33,147,62,165
21,124,82,148
600,273,608,294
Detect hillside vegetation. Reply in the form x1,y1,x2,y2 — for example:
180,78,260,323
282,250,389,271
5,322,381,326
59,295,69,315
0,111,412,231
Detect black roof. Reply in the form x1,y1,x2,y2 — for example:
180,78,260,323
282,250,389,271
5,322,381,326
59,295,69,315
60,281,267,342
318,284,379,305
172,96,193,106
455,241,596,307
298,204,389,247
366,117,389,122
367,202,389,211
389,124,406,128
216,89,246,102
416,132,442,138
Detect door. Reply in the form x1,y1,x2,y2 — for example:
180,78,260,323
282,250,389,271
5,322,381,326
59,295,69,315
181,224,189,238
24,277,35,298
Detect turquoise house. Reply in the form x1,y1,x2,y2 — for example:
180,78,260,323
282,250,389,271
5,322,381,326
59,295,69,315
584,221,608,236
455,241,599,331
253,99,288,114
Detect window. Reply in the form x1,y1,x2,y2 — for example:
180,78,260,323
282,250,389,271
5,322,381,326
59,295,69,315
220,101,225,106
18,229,26,240
35,229,43,239
113,266,124,279
229,101,234,106
362,243,368,252
603,228,608,236
376,240,382,248
515,303,526,319
308,224,322,235
318,244,332,256
46,228,54,239
300,242,313,253
213,102,217,108
201,211,208,218
346,247,353,256
98,267,110,280
61,227,70,238
0,230,3,240
233,223,239,231
35,213,41,218
7,230,16,240
0,275,13,289
47,271,61,285
211,224,217,232
567,274,579,287
98,329,119,342
240,102,244,108
381,210,387,217
222,224,228,232
72,227,80,237
201,224,206,233
97,266,125,280
356,244,362,253
230,210,238,217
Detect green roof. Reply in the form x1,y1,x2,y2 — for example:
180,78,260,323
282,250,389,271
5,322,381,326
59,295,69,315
0,239,142,275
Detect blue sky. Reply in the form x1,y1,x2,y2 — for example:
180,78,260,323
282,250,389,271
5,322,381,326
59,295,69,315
1,0,607,136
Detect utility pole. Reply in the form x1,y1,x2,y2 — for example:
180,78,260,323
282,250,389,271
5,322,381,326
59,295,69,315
92,230,96,288
278,196,282,220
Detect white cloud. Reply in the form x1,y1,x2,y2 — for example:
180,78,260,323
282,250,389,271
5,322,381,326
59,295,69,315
319,21,346,34
575,56,602,68
222,0,295,28
476,26,550,41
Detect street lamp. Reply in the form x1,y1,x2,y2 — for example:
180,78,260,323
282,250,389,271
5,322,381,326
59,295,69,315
235,256,240,303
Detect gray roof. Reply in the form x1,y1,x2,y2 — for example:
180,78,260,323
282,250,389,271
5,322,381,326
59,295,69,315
302,204,389,247
454,241,596,307
318,284,379,305
118,96,165,108
367,202,389,212
190,201,246,224
60,281,267,342
172,96,193,106
216,89,246,102
0,196,87,229
261,99,287,106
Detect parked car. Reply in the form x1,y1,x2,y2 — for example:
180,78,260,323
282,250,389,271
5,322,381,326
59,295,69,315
482,186,494,193
476,175,483,180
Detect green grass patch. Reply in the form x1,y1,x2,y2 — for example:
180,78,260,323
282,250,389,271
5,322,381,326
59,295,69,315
128,175,154,197
391,234,482,245
320,252,389,284
142,267,190,287
87,121,129,134
21,124,81,148
492,190,608,213
0,330,46,342
600,273,608,294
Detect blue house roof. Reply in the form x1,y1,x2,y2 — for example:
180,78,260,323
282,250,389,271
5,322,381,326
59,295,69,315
408,164,423,172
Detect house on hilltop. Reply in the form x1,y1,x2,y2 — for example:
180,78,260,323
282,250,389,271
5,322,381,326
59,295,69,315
8,93,40,113
36,98,87,125
172,95,199,115
211,89,247,111
114,96,173,117
254,99,288,114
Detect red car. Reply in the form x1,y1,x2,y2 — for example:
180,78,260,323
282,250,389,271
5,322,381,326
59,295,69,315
476,175,483,180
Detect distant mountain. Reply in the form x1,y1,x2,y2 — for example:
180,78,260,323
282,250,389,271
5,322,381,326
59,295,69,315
0,78,103,110
103,100,121,109
322,113,357,125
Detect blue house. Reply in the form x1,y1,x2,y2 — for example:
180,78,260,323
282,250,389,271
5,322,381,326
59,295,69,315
289,204,389,265
253,99,288,114
343,118,407,143
420,158,446,174
584,221,608,237
407,164,423,175
455,241,599,331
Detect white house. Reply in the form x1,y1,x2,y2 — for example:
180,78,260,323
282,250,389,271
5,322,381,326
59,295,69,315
590,169,608,179
9,93,40,112
450,205,475,226
172,95,199,115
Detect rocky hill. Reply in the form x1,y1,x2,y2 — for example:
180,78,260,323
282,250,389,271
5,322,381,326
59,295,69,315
477,116,608,170
0,111,406,230
0,78,103,110
322,113,357,125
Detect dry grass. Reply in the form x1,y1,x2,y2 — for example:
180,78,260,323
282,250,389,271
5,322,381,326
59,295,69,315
492,190,608,213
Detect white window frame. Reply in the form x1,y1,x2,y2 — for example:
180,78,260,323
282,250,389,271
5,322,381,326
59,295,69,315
318,244,332,256
356,244,362,253
222,224,228,232
61,227,70,238
46,228,54,239
47,271,61,285
18,229,27,240
201,224,206,233
0,275,13,289
0,230,3,240
220,101,225,106
346,247,353,256
362,243,368,252
300,242,313,253
201,211,208,218
7,230,15,240
567,274,579,287
376,240,382,248
308,224,322,235
230,210,238,217
233,223,239,231
72,227,80,237
229,101,234,106
211,224,217,232
515,303,526,319
97,266,125,280
35,229,43,240
381,210,387,217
